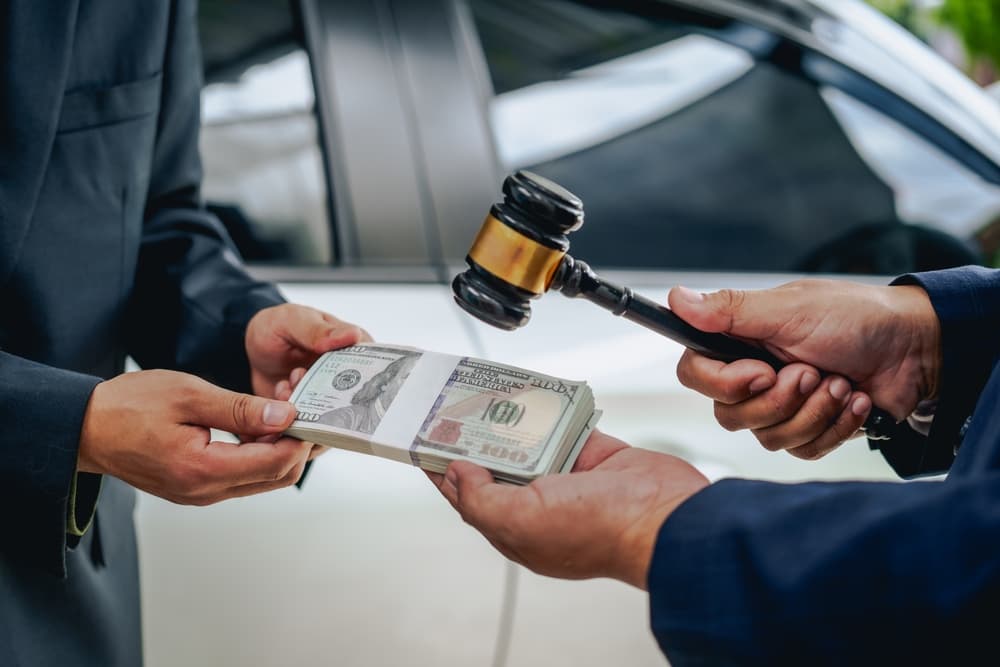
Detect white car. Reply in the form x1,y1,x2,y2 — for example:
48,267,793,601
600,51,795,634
137,1,1000,665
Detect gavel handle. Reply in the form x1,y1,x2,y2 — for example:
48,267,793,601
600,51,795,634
552,258,899,440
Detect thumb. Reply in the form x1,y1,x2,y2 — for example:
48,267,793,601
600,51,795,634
668,285,786,341
448,461,518,531
185,382,297,436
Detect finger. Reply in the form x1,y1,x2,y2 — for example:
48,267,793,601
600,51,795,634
448,462,520,532
752,376,853,451
275,380,291,401
676,350,777,404
572,430,630,472
202,449,312,503
788,392,872,460
241,433,280,444
200,437,312,487
668,285,788,341
290,367,307,388
426,470,458,507
285,307,367,354
713,363,819,431
307,443,326,461
184,380,297,436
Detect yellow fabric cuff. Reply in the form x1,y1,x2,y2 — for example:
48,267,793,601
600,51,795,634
66,472,103,537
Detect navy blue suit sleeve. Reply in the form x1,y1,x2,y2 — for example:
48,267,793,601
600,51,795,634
874,267,1000,477
124,0,283,394
648,472,1000,665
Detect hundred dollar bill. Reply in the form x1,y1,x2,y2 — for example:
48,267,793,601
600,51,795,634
291,345,423,436
412,359,581,474
285,344,597,483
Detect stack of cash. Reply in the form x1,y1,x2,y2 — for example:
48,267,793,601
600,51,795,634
285,344,600,484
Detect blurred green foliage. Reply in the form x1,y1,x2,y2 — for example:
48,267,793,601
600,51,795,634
867,0,1000,73
937,0,1000,71
866,0,924,34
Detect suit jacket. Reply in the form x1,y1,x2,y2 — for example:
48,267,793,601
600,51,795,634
648,265,1000,665
0,2,284,664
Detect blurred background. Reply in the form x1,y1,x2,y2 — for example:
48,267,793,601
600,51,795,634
869,0,1000,84
136,1,1000,666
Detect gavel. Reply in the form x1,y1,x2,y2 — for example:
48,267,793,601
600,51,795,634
452,170,899,441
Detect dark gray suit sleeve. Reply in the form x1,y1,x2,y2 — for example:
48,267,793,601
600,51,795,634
124,0,284,392
0,352,100,573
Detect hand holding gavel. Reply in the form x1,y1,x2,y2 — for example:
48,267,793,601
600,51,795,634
452,170,905,441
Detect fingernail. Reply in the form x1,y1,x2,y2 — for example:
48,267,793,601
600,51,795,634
799,372,820,395
674,286,704,304
263,402,295,426
851,395,871,416
749,376,773,393
829,378,851,401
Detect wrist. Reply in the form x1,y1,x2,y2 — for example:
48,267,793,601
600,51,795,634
617,492,697,590
870,284,942,421
77,381,107,475
893,285,942,403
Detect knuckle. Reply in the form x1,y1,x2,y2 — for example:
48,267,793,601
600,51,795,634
717,289,746,319
269,455,296,482
790,445,827,461
720,378,750,405
762,390,793,421
285,462,307,486
675,355,696,389
278,463,301,486
231,394,254,429
753,429,784,452
714,404,741,432
802,400,836,430
828,419,853,445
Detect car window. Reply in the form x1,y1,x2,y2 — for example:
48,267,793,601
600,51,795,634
822,86,1000,243
467,0,993,274
200,48,333,266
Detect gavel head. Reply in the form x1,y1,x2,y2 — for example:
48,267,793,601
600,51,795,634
452,171,584,330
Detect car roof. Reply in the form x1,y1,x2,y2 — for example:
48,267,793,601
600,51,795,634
198,0,1000,173
667,0,1000,170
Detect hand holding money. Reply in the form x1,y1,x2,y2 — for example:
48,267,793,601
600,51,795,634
285,344,600,484
78,370,311,505
431,431,710,589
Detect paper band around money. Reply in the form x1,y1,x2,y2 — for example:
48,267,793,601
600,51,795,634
467,214,565,295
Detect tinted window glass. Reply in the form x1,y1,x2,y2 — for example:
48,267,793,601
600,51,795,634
469,0,989,274
199,4,332,266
